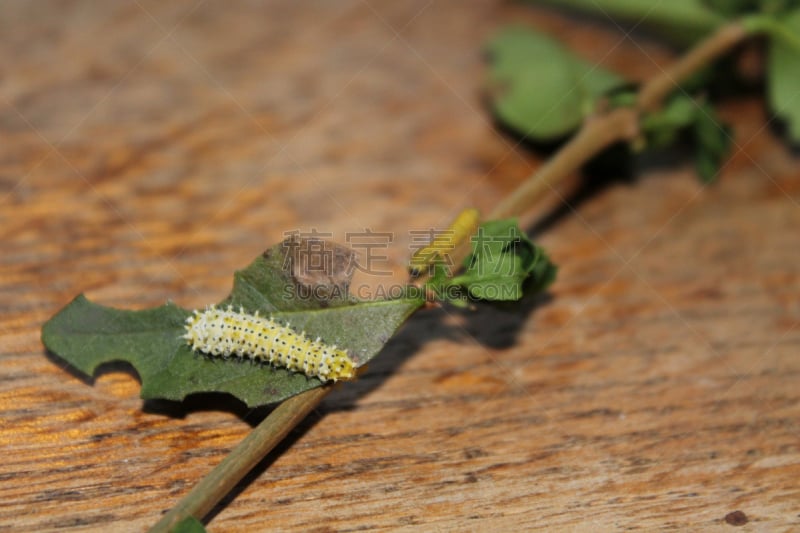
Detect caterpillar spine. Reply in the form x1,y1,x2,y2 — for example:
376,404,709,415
183,305,355,382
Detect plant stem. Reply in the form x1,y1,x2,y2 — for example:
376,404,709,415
148,386,331,533
637,22,747,113
149,19,752,532
492,21,748,220
743,14,800,53
489,108,638,219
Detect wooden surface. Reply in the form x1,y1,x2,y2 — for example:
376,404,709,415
2,2,799,531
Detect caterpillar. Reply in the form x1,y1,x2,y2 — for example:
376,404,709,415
183,305,355,382
409,207,481,275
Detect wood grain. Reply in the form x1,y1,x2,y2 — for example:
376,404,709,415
2,1,799,531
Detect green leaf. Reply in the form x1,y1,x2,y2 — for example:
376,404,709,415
641,94,699,148
42,244,423,408
528,0,725,46
640,94,731,182
702,0,760,17
486,26,624,141
442,219,556,302
767,8,800,143
704,0,800,17
171,516,206,533
693,102,731,182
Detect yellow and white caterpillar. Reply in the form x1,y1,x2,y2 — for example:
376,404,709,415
183,305,355,382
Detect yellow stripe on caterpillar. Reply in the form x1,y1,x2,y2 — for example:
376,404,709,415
183,305,355,382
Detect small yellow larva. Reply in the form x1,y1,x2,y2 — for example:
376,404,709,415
183,305,355,382
409,207,481,274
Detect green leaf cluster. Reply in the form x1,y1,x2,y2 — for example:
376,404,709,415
42,244,423,407
698,0,800,143
427,219,557,306
526,0,800,144
487,1,800,188
642,95,731,182
485,23,734,181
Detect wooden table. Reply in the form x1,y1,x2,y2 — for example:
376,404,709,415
2,2,798,531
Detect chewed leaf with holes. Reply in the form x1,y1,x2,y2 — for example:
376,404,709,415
41,241,423,407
